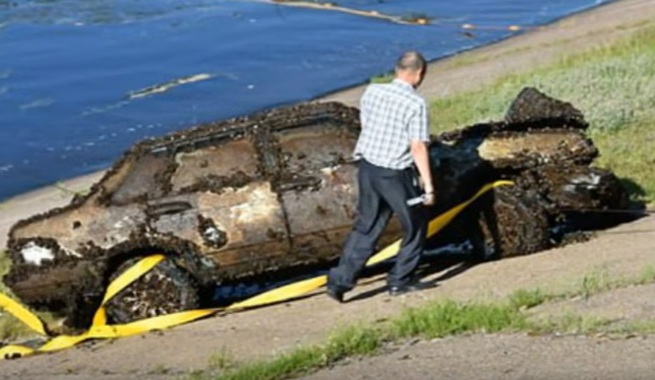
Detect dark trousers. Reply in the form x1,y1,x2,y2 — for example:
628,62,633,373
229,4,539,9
328,160,427,291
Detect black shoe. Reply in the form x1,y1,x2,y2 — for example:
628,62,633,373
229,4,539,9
326,287,345,303
388,282,432,297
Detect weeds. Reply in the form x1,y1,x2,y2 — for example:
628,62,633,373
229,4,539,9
0,250,30,341
429,25,655,203
390,301,522,339
0,250,57,341
208,349,237,372
528,313,613,335
579,267,614,299
508,289,549,310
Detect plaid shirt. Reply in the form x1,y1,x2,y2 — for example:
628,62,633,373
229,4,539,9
354,79,430,170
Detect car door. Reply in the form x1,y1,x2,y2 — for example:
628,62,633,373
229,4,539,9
274,120,360,265
153,129,291,275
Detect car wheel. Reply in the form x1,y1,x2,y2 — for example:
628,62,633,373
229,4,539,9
477,186,550,259
105,256,201,324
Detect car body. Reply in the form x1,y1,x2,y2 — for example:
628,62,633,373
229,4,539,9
2,88,630,326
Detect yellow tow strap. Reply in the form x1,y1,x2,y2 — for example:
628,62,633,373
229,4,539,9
0,180,511,359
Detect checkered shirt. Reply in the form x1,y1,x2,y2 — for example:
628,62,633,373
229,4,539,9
354,79,430,170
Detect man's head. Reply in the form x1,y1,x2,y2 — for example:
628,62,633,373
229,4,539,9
394,51,427,89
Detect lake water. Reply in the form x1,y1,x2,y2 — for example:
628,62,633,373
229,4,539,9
0,0,611,201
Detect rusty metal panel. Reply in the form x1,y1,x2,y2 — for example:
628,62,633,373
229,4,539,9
196,182,290,269
149,195,203,246
11,203,147,254
171,139,259,193
281,164,357,258
110,155,170,205
276,123,356,173
275,123,359,260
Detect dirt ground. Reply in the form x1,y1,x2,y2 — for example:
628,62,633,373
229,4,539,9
2,0,655,379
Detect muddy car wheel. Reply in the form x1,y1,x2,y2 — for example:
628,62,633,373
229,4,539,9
478,186,550,259
105,257,201,324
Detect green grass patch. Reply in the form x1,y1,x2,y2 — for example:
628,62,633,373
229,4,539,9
429,25,655,203
508,288,549,310
196,325,384,380
528,315,655,337
0,250,10,281
54,181,90,198
528,313,614,335
639,266,655,283
369,72,394,84
208,349,238,372
0,251,57,341
569,266,655,300
578,267,614,299
0,250,34,341
614,319,655,335
390,300,524,339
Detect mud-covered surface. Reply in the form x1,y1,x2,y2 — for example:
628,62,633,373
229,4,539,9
105,257,200,325
1,88,637,327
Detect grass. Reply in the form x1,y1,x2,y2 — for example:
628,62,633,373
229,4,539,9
529,313,614,335
508,288,549,310
0,250,34,342
507,265,655,307
369,72,394,84
0,250,58,342
190,325,385,380
185,265,655,380
574,265,655,299
390,300,524,339
208,349,237,372
54,181,90,198
429,26,655,203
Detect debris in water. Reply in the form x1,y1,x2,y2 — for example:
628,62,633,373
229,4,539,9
128,73,213,99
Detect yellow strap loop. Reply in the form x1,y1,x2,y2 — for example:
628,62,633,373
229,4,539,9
0,293,48,336
0,344,35,359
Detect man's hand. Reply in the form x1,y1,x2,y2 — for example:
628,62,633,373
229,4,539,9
422,191,435,206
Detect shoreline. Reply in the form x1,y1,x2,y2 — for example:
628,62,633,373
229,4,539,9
2,0,654,248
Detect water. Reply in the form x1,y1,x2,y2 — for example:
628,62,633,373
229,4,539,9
0,0,612,201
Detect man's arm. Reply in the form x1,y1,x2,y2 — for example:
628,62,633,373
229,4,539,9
410,140,435,206
407,99,434,206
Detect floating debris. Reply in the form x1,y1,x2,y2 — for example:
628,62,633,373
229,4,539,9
19,98,54,111
127,73,213,100
462,23,524,31
263,0,430,25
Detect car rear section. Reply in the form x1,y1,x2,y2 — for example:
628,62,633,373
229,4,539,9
3,102,379,320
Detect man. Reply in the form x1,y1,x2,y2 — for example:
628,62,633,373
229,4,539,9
326,50,435,303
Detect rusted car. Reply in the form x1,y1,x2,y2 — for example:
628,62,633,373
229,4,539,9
2,88,630,327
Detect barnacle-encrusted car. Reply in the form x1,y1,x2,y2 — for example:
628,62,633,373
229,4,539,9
2,88,630,327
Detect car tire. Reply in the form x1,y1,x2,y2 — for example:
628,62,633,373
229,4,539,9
105,256,201,324
477,186,550,259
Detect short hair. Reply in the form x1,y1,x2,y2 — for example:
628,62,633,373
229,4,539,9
395,51,426,72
